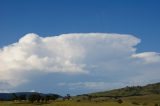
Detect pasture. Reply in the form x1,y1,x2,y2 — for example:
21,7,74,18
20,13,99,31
0,99,159,106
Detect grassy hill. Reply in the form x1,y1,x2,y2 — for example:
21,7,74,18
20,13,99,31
90,82,160,97
74,82,160,105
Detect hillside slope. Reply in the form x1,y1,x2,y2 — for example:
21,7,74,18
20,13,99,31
90,83,160,97
74,82,160,104
90,82,160,97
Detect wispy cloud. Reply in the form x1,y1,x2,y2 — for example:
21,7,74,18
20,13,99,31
132,52,160,64
58,82,126,91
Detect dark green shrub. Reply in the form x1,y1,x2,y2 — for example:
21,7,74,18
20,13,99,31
76,100,81,102
154,103,160,106
117,99,123,104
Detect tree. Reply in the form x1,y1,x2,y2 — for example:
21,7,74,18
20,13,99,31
28,93,41,103
44,95,50,103
63,94,71,101
117,99,123,104
19,94,27,101
66,94,71,100
28,94,36,103
88,95,92,101
12,93,18,101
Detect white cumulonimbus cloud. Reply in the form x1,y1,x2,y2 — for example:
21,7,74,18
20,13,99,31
0,33,160,92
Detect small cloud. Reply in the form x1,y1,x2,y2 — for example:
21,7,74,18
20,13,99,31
30,89,35,92
0,89,10,93
132,52,160,63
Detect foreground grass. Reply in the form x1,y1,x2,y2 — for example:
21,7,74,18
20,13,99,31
0,100,158,106
0,94,160,106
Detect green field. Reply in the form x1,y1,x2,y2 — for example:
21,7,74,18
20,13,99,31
0,101,156,106
0,95,160,106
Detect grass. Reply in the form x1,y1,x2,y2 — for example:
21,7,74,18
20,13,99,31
1,94,160,106
123,94,160,104
0,94,160,106
0,100,159,106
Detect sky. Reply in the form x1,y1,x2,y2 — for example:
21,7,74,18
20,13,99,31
0,0,160,95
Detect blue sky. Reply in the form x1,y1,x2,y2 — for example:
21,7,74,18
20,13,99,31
0,0,160,95
0,0,160,52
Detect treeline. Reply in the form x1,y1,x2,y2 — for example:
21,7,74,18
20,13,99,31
11,92,60,103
